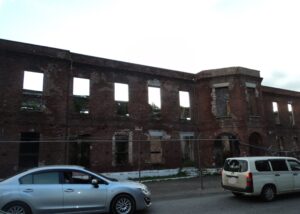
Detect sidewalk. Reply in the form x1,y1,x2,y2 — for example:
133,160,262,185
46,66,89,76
145,175,224,200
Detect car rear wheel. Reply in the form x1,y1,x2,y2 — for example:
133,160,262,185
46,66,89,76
261,185,276,202
111,194,135,214
3,201,32,214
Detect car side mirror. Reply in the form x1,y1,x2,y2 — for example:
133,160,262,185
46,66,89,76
91,179,99,188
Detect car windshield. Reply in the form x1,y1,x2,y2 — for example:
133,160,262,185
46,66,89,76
99,174,118,182
83,167,119,181
224,159,248,172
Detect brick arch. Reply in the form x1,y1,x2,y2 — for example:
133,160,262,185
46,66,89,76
213,133,240,167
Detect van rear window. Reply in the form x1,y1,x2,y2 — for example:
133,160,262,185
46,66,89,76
224,159,248,172
255,160,271,171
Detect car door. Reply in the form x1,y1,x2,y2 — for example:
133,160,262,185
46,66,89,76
269,159,294,193
19,170,64,213
287,159,300,191
62,170,107,213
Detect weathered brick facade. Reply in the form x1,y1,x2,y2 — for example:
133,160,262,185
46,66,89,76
1,39,300,177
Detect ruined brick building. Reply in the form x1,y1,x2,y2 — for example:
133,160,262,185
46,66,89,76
1,39,300,177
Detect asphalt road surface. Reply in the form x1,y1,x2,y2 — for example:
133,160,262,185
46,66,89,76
140,192,300,214
137,177,300,214
139,191,300,214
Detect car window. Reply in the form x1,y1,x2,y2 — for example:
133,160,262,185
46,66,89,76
255,160,271,171
270,159,289,171
20,174,33,184
224,159,248,172
288,160,300,171
20,171,60,184
63,170,93,184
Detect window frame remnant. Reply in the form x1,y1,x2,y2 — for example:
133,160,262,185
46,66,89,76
72,77,90,114
179,91,191,120
114,83,129,117
21,71,44,112
272,102,280,124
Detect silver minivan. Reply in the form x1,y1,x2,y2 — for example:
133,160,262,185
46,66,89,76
222,156,300,201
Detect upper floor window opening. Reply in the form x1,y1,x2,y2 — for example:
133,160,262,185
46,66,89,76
272,102,280,124
148,86,161,119
23,71,44,92
179,91,191,120
73,77,90,114
21,71,44,112
114,83,129,117
288,103,295,126
215,87,230,117
246,86,259,116
73,77,90,97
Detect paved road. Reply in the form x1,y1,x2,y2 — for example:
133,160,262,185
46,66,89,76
140,192,300,214
137,177,300,214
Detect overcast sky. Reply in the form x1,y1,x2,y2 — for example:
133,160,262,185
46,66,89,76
1,0,300,91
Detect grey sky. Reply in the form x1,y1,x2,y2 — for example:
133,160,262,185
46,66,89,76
1,0,300,91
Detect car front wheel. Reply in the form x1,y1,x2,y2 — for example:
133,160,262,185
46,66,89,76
3,201,32,214
111,194,135,214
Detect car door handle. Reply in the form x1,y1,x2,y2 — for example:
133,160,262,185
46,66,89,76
64,189,74,192
23,189,33,193
293,173,298,176
275,174,280,176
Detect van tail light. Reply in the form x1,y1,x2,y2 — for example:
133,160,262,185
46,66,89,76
246,172,253,193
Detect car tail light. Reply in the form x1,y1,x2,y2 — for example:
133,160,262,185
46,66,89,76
246,172,253,193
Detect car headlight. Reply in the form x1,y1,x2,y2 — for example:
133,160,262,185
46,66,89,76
139,187,150,195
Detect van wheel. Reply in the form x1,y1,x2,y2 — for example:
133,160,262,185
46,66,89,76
261,185,275,202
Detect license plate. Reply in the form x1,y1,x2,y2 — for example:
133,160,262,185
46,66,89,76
228,177,237,184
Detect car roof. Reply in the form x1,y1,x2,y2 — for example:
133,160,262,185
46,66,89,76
17,165,86,176
226,156,298,161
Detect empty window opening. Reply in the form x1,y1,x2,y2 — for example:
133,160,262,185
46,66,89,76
293,136,299,151
179,91,191,120
215,87,230,117
272,102,280,124
23,71,44,92
19,132,40,170
272,102,278,112
180,133,194,165
68,137,90,168
73,77,90,114
288,103,295,126
114,83,129,117
277,136,284,151
246,87,258,116
73,77,90,96
148,87,161,119
214,134,240,167
113,134,129,166
21,71,44,111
